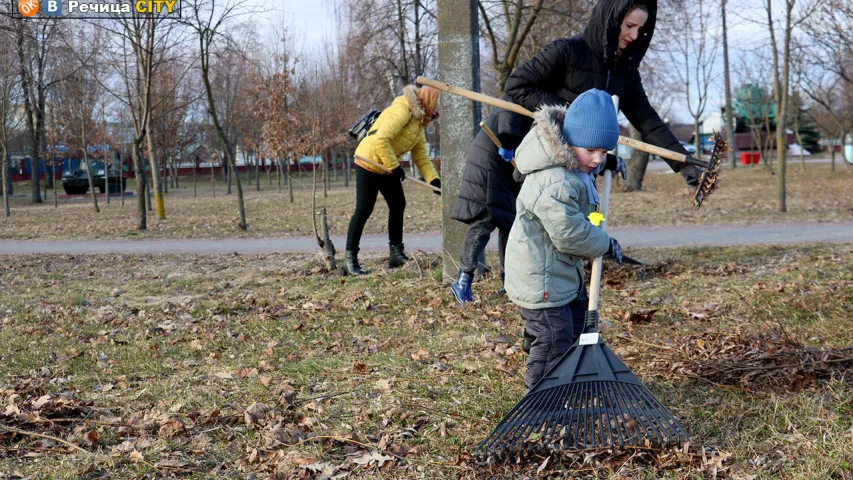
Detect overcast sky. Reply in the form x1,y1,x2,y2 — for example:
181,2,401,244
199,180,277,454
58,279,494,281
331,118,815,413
268,0,784,125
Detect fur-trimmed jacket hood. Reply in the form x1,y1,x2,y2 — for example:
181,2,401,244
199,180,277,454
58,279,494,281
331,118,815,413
401,85,426,121
515,105,579,175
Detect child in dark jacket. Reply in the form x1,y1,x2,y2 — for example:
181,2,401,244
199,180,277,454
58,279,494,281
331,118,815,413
505,89,625,391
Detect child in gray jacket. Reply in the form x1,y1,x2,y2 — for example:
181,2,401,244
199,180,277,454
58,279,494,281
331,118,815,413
504,89,625,391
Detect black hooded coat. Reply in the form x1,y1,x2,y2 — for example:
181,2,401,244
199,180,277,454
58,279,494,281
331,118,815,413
451,0,692,232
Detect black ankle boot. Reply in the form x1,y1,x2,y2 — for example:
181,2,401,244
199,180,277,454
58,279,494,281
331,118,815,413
388,243,409,268
344,250,367,275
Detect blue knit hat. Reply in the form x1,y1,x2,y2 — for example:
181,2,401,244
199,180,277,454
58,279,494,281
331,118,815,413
561,89,619,150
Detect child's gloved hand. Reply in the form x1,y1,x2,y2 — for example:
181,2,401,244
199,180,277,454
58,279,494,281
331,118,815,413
607,237,623,264
498,148,515,162
430,178,441,195
604,154,627,180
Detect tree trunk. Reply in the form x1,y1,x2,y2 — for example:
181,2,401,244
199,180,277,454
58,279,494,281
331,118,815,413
145,166,153,212
193,161,197,197
333,153,339,183
722,0,736,169
201,44,246,230
144,116,165,218
396,0,409,85
626,126,650,191
256,153,260,191
693,118,701,161
344,155,350,187
131,142,147,230
287,158,294,202
1,148,9,217
82,138,100,213
16,26,43,204
162,147,168,194
211,159,216,198
831,139,836,173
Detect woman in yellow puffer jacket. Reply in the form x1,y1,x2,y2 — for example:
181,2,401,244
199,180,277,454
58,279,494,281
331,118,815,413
345,85,442,275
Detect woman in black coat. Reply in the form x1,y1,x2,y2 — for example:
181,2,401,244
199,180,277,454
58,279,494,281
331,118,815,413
449,0,700,304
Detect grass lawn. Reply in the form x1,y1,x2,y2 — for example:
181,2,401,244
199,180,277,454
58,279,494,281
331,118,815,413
1,243,852,478
3,161,853,241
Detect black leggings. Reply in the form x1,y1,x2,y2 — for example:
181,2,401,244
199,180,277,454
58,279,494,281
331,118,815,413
346,165,406,251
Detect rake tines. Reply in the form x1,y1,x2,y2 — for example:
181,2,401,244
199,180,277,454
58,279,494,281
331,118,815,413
476,313,689,463
692,131,729,208
476,378,689,462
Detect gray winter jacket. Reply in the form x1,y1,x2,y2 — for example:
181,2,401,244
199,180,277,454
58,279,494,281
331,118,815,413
504,105,611,310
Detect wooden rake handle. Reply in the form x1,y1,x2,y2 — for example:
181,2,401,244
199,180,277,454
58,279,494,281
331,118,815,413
354,154,441,193
417,76,711,170
478,122,517,168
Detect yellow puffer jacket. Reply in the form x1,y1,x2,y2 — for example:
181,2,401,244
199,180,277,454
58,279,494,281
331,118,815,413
354,85,440,183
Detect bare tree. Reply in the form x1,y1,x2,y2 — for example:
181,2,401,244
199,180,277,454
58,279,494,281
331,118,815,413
721,0,737,169
479,0,546,95
800,67,852,173
661,0,720,160
0,29,19,217
761,0,823,211
625,52,678,191
182,0,252,230
10,15,64,204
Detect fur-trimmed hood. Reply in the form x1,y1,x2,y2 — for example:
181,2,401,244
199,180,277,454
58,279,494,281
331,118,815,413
402,85,425,121
515,105,579,174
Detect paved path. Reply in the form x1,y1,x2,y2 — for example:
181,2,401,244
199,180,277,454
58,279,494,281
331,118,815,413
1,222,851,255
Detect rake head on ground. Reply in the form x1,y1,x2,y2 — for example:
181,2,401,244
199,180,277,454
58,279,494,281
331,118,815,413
692,131,729,209
476,314,689,462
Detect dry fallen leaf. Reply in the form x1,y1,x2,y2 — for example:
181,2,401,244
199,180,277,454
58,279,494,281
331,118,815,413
244,401,273,428
351,450,394,468
352,362,368,375
32,394,51,410
129,450,144,463
279,384,298,407
158,418,185,439
85,431,99,447
373,378,392,392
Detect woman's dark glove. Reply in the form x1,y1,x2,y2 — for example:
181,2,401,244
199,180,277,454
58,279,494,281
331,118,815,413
603,154,627,180
607,237,623,264
680,164,700,187
512,167,526,184
392,166,406,182
430,178,441,195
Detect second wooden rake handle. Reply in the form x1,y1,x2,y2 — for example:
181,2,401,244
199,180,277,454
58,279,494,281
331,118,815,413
417,76,709,169
478,122,517,168
353,154,441,193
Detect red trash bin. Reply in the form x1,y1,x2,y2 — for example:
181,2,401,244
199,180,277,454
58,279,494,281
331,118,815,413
741,152,752,165
752,152,760,164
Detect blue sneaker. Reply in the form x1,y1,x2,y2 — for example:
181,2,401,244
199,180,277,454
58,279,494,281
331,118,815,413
450,270,474,304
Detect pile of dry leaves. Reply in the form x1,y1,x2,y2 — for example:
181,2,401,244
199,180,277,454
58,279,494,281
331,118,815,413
659,328,853,392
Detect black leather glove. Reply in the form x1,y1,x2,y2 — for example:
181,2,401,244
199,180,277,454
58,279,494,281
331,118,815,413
512,167,526,184
680,164,700,187
430,178,441,195
603,154,627,180
391,166,406,182
607,237,623,265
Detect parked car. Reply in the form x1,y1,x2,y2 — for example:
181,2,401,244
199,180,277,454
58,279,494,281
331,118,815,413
92,168,127,194
679,141,697,155
61,169,91,195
